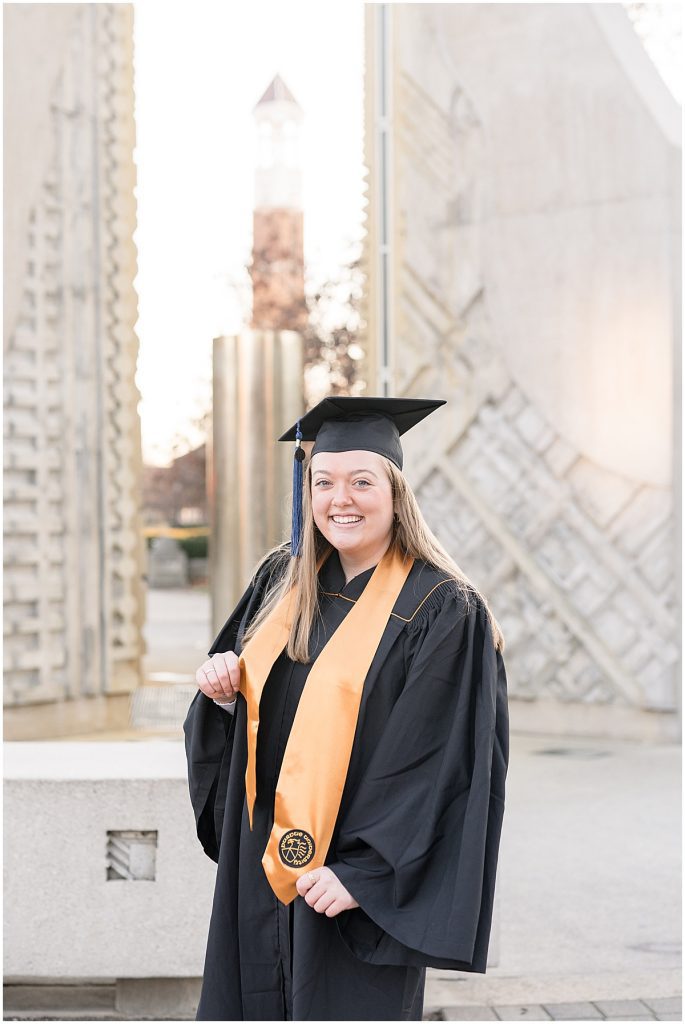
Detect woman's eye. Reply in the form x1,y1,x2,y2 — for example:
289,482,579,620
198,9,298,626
314,479,370,487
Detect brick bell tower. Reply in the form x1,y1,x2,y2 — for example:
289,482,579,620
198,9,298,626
250,74,307,332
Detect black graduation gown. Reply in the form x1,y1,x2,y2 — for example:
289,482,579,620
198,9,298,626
183,545,509,1022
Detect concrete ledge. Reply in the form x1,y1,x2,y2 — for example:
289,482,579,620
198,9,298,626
4,742,215,982
509,698,679,743
4,982,117,1013
3,694,133,741
2,977,201,1020
117,978,202,1019
3,741,187,780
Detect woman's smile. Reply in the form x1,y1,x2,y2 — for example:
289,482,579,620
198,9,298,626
329,514,365,528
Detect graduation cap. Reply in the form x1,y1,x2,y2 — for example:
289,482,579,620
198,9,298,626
278,396,446,556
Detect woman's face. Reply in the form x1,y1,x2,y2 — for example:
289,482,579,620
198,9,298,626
310,449,394,560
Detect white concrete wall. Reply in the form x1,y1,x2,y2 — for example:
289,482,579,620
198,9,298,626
364,3,681,736
412,3,679,486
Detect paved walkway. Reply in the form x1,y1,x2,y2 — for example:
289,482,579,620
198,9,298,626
425,995,681,1020
3,994,682,1020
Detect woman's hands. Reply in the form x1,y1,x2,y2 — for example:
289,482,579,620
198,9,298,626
196,663,358,915
296,866,359,916
196,651,241,704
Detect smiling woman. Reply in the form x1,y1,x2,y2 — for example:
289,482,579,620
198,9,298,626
183,395,509,1021
311,453,393,581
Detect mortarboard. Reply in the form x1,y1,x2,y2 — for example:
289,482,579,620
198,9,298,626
278,396,446,556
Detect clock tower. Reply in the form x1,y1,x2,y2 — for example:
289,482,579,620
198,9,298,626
251,74,306,331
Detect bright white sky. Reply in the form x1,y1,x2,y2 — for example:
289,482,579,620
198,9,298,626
133,0,365,466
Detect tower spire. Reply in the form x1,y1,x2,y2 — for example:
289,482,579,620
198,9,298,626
254,73,301,110
250,74,306,331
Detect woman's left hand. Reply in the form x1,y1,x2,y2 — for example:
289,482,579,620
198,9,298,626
296,866,359,916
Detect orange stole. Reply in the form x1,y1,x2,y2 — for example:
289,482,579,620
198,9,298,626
237,544,414,905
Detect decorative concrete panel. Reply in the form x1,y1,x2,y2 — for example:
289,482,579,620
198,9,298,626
363,5,680,731
3,5,143,716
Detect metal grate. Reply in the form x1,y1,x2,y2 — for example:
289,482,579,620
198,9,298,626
106,830,157,881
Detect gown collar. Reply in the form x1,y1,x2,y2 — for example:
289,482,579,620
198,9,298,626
317,546,378,600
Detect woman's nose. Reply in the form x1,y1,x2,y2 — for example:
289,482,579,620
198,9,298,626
330,483,353,504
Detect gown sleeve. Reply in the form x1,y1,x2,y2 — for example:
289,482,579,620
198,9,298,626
215,699,237,714
182,545,289,861
327,590,509,973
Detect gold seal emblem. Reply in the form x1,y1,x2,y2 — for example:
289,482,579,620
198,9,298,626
279,828,315,868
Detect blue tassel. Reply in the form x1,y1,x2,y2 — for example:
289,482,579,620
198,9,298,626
291,420,305,557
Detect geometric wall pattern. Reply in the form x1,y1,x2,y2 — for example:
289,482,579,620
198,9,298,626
4,5,144,708
363,13,679,719
414,387,678,710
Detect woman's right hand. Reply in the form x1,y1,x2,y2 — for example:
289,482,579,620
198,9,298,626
196,651,241,704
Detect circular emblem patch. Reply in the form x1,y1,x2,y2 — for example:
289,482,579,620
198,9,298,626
279,828,315,868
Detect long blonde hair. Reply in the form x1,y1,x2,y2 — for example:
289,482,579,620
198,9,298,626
241,453,505,662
